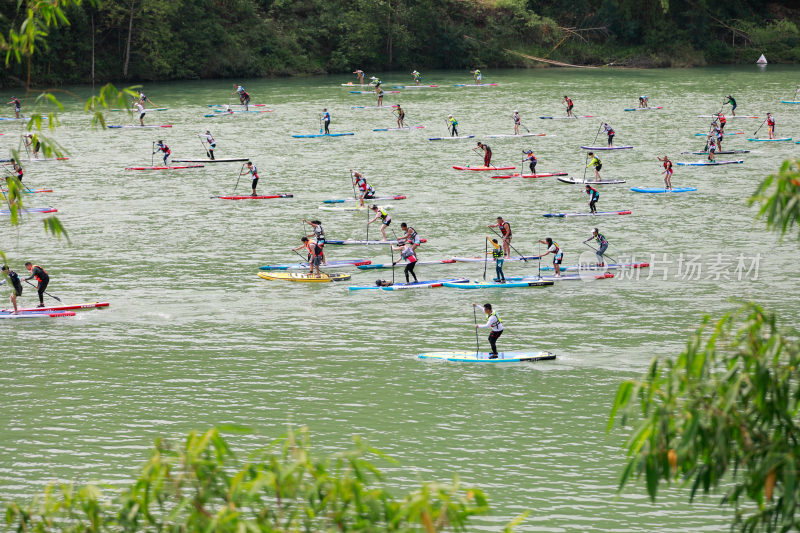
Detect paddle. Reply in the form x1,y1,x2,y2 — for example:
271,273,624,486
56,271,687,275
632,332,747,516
151,141,155,167
319,115,323,135
292,248,307,262
753,118,767,138
583,242,618,264
583,124,603,181
24,279,60,302
487,227,534,262
350,170,357,202
483,237,488,281
473,305,480,356
520,122,531,133
233,163,245,192
537,240,541,278
390,245,395,284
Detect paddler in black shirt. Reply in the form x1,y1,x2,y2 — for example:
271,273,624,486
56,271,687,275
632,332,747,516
24,262,49,307
1,265,23,313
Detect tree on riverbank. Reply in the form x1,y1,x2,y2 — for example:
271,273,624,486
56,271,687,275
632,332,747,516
609,159,800,532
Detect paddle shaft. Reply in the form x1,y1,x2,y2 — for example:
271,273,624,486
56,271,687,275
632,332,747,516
151,141,155,167
24,278,60,302
473,306,480,355
584,124,602,181
233,163,245,192
350,170,357,202
199,136,210,157
753,118,767,136
483,238,488,281
584,242,618,264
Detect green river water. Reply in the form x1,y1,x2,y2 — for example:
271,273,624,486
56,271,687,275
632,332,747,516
1,66,799,530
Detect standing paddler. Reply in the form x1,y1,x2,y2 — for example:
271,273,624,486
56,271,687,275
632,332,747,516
240,161,259,196
376,86,384,107
322,108,331,134
200,130,215,160
707,137,717,162
411,70,421,85
302,219,326,270
658,155,673,190
585,185,599,214
1,265,23,314
564,95,574,117
23,133,40,159
353,69,365,84
400,222,421,252
292,237,318,274
370,76,382,88
583,228,608,267
133,100,146,126
472,302,503,358
586,152,602,181
602,122,615,147
368,205,392,241
23,262,49,308
6,96,21,118
154,140,171,166
725,95,737,116
395,104,405,128
488,216,512,259
137,90,159,108
488,238,506,283
476,141,492,167
471,69,482,85
392,241,418,284
523,150,537,175
767,112,775,139
512,110,521,135
639,95,648,108
447,114,458,137
538,237,564,277
351,170,375,207
232,84,250,110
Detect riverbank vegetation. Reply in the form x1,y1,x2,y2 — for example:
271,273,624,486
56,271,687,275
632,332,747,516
2,0,800,87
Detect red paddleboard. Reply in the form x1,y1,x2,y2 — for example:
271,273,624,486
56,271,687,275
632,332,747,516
2,302,110,313
125,165,205,170
491,172,569,179
452,165,516,171
212,194,293,200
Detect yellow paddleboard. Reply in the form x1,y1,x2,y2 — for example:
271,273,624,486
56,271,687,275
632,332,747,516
257,271,351,282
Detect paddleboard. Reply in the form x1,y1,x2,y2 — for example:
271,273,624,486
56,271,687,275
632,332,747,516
372,126,425,131
697,115,758,119
451,256,539,263
558,177,626,185
781,100,800,104
1,188,52,194
349,278,469,291
208,104,268,108
323,195,406,203
212,194,293,200
171,158,249,163
257,271,351,282
490,172,568,179
212,109,271,114
318,204,393,212
110,107,168,111
442,280,554,289
1,302,109,313
543,210,631,218
340,83,373,87
291,133,355,138
579,146,633,150
681,150,749,155
630,187,697,193
675,160,743,166
538,262,649,272
350,90,400,94
417,351,556,363
125,165,204,170
540,115,594,119
428,135,475,141
747,137,792,142
693,132,743,136
260,259,370,271
506,273,615,281
357,259,457,270
350,105,399,109
0,207,57,215
0,311,75,319
393,85,439,88
107,124,172,128
487,133,547,138
452,165,516,171
17,157,70,162
326,238,427,245
624,106,663,111
453,83,498,87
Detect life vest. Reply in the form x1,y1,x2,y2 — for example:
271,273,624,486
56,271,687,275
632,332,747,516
587,187,599,200
565,97,573,107
488,312,502,332
492,247,503,260
500,221,511,237
595,233,608,246
31,264,47,282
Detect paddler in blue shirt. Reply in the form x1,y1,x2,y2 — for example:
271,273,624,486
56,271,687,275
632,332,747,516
322,108,331,134
473,302,503,358
154,140,171,166
583,228,608,267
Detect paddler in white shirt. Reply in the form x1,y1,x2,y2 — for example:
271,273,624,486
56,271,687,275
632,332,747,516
473,302,503,358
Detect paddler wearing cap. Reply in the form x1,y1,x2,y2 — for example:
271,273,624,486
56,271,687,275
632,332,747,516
523,150,537,174
512,110,521,135
447,114,458,136
199,130,216,159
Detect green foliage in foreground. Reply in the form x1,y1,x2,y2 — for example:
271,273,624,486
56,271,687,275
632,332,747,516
4,427,495,532
609,160,800,532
